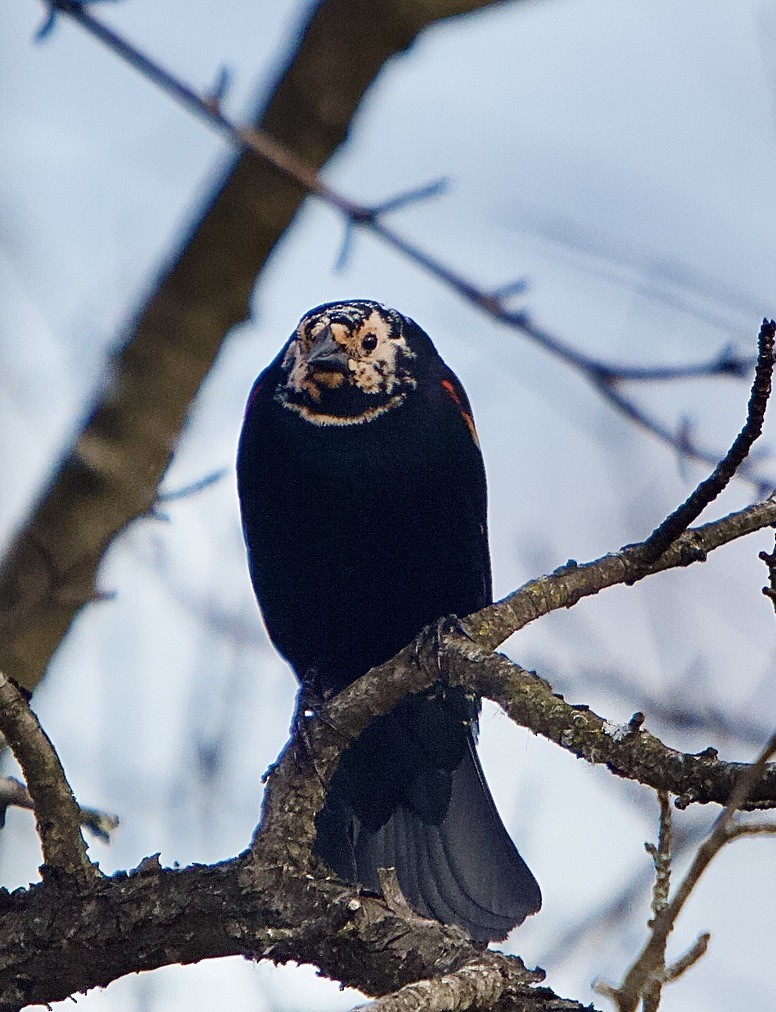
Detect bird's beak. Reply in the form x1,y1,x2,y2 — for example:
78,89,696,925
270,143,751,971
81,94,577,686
307,326,351,373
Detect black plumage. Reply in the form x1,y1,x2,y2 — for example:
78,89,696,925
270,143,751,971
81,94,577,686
237,300,541,940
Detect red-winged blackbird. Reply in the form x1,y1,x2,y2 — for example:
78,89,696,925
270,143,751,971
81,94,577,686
237,300,541,941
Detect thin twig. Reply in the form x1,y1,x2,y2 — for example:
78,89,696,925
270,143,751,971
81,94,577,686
0,773,118,841
597,732,776,1012
540,819,705,971
658,932,710,984
467,493,776,652
646,792,672,922
156,468,227,502
0,672,97,883
638,318,775,565
723,820,776,840
335,177,449,271
42,0,774,486
760,535,776,613
592,351,756,383
641,792,673,1012
0,775,35,825
593,376,772,497
77,804,119,843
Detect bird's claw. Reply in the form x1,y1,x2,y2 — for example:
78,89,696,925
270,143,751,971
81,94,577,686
413,614,471,681
297,667,326,718
291,668,327,763
292,669,349,769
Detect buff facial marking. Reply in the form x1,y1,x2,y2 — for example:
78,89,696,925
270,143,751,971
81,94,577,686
277,302,417,424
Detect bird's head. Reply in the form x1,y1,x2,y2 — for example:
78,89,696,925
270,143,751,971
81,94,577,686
276,300,424,425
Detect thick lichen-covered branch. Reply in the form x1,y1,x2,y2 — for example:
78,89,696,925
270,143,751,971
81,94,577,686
0,847,583,1012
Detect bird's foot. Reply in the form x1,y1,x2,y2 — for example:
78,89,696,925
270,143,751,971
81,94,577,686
291,668,326,764
297,666,326,719
292,669,349,768
414,614,472,681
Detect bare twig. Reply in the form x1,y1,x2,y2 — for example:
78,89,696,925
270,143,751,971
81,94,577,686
77,804,120,843
539,818,706,971
597,732,776,1012
640,792,673,1012
0,773,118,841
156,469,227,503
658,932,710,984
637,318,775,566
0,672,96,883
42,0,774,489
592,376,772,497
336,177,450,271
591,350,756,383
646,792,672,922
468,494,776,651
724,820,776,839
0,775,34,825
760,535,776,612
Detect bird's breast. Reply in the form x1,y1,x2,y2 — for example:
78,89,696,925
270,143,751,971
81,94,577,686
241,396,488,691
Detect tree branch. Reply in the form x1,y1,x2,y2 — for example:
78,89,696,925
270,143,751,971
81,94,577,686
637,318,774,565
467,494,776,651
0,774,118,842
311,634,776,811
597,733,776,1012
0,853,588,1012
272,496,776,816
0,673,95,884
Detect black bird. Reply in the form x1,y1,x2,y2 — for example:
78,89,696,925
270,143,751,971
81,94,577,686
237,300,541,941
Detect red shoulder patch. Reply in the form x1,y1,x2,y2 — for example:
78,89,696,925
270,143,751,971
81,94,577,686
246,377,265,413
441,378,480,448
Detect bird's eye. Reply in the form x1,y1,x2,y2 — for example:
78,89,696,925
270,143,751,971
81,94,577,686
362,333,378,353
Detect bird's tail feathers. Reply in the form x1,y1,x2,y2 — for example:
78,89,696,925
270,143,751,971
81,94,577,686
350,736,541,942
